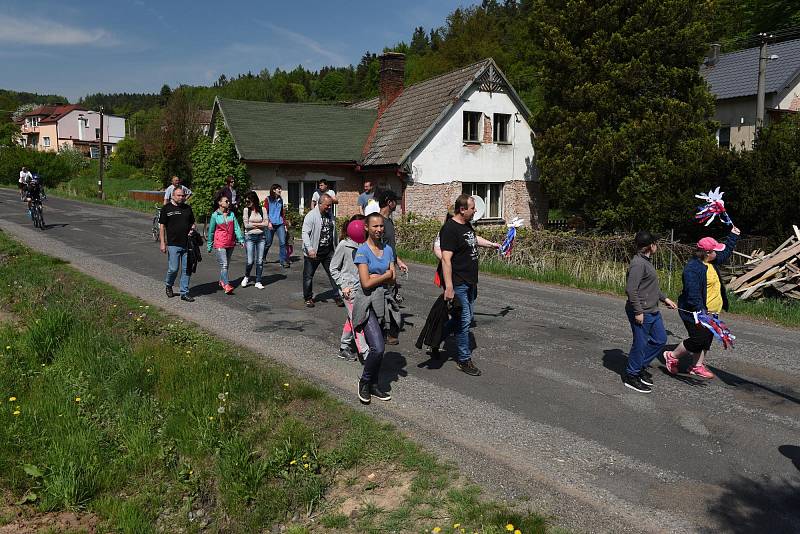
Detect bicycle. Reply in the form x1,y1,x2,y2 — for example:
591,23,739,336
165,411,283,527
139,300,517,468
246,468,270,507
151,205,161,241
29,198,45,230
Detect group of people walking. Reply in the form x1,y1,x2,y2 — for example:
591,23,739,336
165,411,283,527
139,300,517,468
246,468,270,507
158,176,501,404
623,226,741,393
159,173,742,403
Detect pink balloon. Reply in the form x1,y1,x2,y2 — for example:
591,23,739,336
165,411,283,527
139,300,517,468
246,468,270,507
347,220,367,243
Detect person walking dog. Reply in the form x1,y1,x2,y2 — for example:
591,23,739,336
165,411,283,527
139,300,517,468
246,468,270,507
665,226,741,379
623,231,676,393
207,192,244,295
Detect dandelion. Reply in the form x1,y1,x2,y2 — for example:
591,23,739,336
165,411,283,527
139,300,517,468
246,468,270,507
217,406,225,414
303,463,309,469
514,530,522,534
506,525,515,532
208,416,214,420
5,346,10,350
217,393,225,401
186,350,191,354
302,453,308,459
225,373,230,377
290,460,297,465
453,524,461,529
432,528,442,534
112,304,117,308
282,383,289,388
9,396,16,402
13,410,20,416
146,368,152,373
74,397,81,403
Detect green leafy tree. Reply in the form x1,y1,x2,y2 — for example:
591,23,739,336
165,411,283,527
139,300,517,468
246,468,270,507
0,121,20,146
529,0,720,231
189,119,249,220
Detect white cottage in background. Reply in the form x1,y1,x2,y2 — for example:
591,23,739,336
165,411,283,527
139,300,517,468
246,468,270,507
18,104,125,158
211,54,545,226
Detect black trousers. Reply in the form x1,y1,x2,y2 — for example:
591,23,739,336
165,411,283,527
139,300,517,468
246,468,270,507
302,254,337,301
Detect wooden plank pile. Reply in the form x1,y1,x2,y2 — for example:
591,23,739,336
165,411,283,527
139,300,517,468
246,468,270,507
727,225,800,300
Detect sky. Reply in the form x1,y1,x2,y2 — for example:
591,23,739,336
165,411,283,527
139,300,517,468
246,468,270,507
0,0,476,102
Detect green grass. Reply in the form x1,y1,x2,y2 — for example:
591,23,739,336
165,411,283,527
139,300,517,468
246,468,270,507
49,169,159,214
398,247,800,328
0,232,553,533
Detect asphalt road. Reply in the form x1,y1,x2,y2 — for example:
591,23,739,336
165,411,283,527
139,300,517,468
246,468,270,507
1,190,798,533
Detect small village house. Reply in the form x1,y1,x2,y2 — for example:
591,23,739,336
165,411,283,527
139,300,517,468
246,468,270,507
701,38,800,150
210,53,546,226
18,104,126,158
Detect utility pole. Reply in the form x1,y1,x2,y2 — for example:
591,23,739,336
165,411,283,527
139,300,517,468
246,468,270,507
756,33,770,133
98,106,105,199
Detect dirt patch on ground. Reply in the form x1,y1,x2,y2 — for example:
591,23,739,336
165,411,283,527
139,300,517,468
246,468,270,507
0,310,17,325
0,493,100,533
326,463,415,518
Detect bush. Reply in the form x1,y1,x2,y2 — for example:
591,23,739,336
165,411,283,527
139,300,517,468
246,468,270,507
0,146,83,187
113,137,145,168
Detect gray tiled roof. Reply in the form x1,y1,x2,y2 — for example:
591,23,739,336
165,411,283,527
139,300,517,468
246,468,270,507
357,59,493,166
701,38,800,100
215,98,376,162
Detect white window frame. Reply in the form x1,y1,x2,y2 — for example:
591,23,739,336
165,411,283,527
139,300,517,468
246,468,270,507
462,182,504,219
42,137,51,147
717,126,731,149
90,146,100,159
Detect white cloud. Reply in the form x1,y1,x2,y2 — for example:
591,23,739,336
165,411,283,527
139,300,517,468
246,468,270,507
254,20,347,66
0,15,118,46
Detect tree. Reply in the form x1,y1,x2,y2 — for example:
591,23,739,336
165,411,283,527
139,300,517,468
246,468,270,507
529,0,720,231
189,118,249,220
0,121,20,147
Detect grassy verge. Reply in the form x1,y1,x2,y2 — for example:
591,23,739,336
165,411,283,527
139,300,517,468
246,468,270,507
49,171,158,214
0,232,552,534
398,247,800,329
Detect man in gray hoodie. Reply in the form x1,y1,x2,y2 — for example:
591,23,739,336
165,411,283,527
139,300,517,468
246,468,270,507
624,231,677,393
301,194,342,308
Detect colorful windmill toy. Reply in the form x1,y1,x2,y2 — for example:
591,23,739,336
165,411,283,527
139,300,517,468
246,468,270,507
693,311,735,349
498,217,523,258
695,186,733,227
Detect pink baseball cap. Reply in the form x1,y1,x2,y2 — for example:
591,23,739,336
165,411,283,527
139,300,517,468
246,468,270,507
697,237,726,252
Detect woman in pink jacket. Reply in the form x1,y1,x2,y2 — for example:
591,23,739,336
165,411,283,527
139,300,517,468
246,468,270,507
207,192,244,294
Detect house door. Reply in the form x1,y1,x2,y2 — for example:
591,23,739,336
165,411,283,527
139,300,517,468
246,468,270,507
287,181,319,213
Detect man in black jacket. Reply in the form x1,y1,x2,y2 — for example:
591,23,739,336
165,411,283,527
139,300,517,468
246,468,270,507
159,187,196,302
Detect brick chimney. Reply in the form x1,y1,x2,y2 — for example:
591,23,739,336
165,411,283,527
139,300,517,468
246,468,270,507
378,52,406,115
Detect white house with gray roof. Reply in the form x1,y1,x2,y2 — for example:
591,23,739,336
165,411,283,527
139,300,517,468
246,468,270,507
701,38,800,150
211,53,546,227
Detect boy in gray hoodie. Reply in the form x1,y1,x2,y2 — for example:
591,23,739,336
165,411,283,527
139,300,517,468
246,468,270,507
330,216,367,361
624,231,677,393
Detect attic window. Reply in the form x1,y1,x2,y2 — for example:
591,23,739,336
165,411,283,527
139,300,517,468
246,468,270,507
493,113,511,143
463,111,482,142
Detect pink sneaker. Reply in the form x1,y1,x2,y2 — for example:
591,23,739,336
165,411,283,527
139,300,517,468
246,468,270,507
689,364,715,379
223,284,235,295
663,351,678,375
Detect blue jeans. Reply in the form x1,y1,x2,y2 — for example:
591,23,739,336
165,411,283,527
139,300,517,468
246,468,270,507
359,309,384,383
244,233,266,282
215,247,234,286
625,309,667,376
443,283,476,362
264,224,287,263
165,245,190,296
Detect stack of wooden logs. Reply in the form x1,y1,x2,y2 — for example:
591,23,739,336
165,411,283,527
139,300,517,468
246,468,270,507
727,225,800,300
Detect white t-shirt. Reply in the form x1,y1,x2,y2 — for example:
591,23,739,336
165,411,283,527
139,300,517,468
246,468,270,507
19,171,32,184
164,184,192,201
312,189,336,204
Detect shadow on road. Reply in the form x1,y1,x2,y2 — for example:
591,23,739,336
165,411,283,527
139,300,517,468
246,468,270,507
710,366,800,406
779,445,800,471
707,473,800,533
378,351,407,392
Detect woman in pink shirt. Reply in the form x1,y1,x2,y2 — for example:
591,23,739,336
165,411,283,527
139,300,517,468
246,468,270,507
207,192,244,294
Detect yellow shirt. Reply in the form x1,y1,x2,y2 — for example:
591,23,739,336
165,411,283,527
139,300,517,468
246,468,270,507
704,261,723,313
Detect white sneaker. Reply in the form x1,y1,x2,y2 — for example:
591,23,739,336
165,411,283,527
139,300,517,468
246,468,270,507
240,277,249,287
254,282,265,290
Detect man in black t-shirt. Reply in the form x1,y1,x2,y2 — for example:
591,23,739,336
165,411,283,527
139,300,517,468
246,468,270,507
159,187,196,301
439,194,500,376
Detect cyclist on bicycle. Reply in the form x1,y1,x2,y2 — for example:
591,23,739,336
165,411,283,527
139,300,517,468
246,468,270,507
24,176,45,212
163,176,192,205
19,167,33,198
